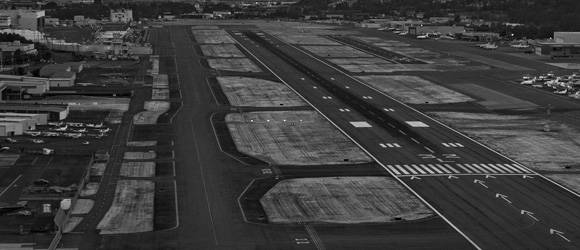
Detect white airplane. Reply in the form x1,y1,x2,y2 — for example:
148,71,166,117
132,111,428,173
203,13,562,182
510,43,530,48
520,79,535,85
55,125,68,131
478,43,498,50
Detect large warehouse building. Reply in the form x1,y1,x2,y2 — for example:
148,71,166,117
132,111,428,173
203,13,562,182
535,32,580,58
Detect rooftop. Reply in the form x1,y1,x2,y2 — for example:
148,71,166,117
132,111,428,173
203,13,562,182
0,102,68,112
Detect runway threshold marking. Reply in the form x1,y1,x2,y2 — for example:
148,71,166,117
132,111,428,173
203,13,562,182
388,163,533,176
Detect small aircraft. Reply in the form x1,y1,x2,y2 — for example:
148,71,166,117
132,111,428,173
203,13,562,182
478,43,498,50
510,43,530,48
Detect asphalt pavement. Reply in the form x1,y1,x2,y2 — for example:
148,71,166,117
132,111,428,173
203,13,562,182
229,29,580,249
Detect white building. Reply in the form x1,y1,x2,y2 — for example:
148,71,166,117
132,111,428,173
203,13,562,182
0,41,37,54
110,9,133,23
0,9,45,31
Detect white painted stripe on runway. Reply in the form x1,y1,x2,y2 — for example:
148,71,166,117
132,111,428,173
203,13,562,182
379,143,387,148
390,165,401,175
411,138,420,144
394,143,401,148
404,165,418,174
410,164,424,174
456,143,464,147
492,164,517,173
419,164,435,174
442,143,449,147
466,164,486,173
429,164,444,174
471,164,494,173
444,164,461,174
436,164,452,174
456,164,475,173
508,163,531,173
394,165,409,175
482,163,506,173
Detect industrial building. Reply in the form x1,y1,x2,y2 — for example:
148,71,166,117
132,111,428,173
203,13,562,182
0,113,47,136
0,112,48,125
0,103,69,121
39,62,84,87
0,9,45,31
535,32,580,58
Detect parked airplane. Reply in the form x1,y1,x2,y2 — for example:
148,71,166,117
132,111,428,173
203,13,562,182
510,43,530,48
478,43,498,50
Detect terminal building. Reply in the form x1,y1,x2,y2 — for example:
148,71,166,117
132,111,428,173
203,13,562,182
535,32,580,58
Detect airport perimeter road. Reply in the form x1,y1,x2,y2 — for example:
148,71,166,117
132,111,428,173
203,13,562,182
230,30,580,249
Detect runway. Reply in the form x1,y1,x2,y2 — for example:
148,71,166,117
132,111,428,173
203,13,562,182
229,29,580,249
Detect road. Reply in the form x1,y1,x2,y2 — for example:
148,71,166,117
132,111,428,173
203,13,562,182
228,29,580,249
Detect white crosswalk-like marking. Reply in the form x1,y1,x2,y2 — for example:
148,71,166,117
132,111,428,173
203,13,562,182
322,96,332,99
385,163,533,176
379,143,401,148
362,96,373,99
442,142,464,148
383,108,395,112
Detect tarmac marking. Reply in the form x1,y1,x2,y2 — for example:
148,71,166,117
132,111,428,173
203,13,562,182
406,121,430,127
349,121,372,128
362,96,373,99
0,174,22,198
429,164,445,174
338,108,351,112
322,96,333,99
492,164,516,173
419,164,435,174
388,163,537,176
383,108,395,112
239,35,480,249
